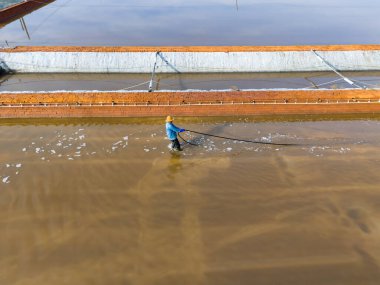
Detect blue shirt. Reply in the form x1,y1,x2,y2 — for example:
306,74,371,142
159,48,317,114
166,122,181,140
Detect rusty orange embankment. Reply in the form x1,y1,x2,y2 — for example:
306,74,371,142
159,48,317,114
4,45,380,53
1,89,380,118
0,0,54,26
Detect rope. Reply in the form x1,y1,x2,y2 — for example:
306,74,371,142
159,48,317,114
121,80,151,90
304,78,344,89
178,133,198,146
184,129,301,146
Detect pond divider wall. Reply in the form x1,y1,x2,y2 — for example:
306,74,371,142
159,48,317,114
1,45,380,73
0,45,380,118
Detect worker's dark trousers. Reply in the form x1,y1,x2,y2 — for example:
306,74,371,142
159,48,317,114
171,138,182,151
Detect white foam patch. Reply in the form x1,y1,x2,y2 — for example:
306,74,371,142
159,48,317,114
304,145,352,157
2,176,10,184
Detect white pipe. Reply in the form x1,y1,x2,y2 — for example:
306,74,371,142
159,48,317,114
148,52,158,92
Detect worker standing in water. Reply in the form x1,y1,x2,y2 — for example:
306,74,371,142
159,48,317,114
166,116,186,151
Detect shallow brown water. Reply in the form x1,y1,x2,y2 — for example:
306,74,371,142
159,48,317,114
1,117,380,285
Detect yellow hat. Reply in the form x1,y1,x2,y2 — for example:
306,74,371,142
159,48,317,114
166,115,174,122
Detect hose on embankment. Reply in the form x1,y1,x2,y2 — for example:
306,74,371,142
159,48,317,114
179,129,301,146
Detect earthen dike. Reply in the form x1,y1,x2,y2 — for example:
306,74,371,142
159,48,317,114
1,45,380,118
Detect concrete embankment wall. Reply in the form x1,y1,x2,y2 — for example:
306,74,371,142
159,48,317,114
1,89,380,118
1,45,380,73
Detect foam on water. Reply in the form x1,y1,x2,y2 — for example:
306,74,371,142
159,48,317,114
0,122,365,186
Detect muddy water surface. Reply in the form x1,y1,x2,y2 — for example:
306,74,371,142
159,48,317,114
1,117,380,284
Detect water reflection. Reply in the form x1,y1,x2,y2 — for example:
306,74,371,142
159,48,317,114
0,0,380,46
168,152,183,178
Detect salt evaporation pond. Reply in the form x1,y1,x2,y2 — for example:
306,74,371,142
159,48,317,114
1,116,380,284
0,0,380,46
1,0,380,284
0,0,23,10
